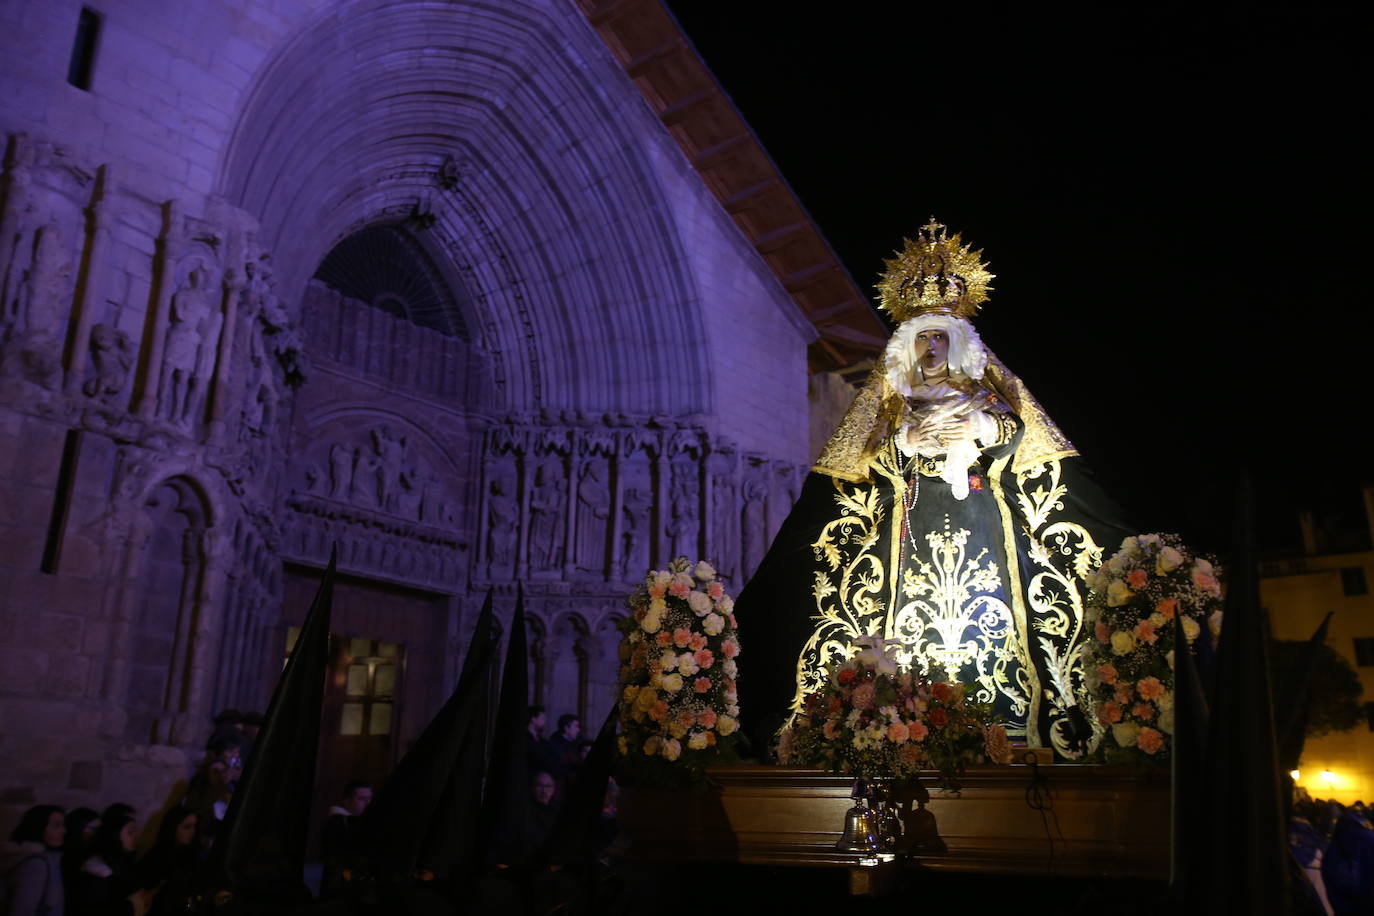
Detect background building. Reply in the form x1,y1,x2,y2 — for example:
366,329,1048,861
0,0,887,829
1263,489,1374,804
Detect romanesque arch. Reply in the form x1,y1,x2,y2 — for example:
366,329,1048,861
219,0,707,417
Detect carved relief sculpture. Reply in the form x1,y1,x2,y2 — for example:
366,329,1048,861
575,460,611,573
84,322,133,398
486,470,518,573
528,461,566,571
4,223,72,388
159,264,221,425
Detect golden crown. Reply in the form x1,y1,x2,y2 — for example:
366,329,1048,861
876,218,994,321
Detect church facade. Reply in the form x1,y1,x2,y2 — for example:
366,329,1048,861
0,0,885,820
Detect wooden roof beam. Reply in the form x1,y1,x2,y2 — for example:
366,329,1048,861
753,221,809,254
690,132,751,168
782,261,837,293
659,88,714,125
806,297,878,325
722,177,780,213
625,37,686,77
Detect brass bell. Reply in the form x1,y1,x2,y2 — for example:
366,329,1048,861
835,803,880,853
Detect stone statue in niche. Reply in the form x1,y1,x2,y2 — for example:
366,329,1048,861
486,472,518,573
528,462,566,570
741,476,768,578
419,470,450,525
159,264,221,425
710,470,738,580
247,253,305,388
666,463,699,562
397,465,424,519
373,426,407,512
3,223,71,388
328,442,355,499
84,323,133,398
350,445,380,507
575,460,611,573
619,481,652,580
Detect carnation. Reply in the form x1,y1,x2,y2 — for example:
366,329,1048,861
661,738,682,761
661,673,684,693
1136,727,1164,755
1111,722,1140,748
1110,630,1136,656
702,613,725,636
693,560,717,581
1156,545,1183,574
1107,580,1133,607
688,590,712,616
688,731,709,750
717,715,739,736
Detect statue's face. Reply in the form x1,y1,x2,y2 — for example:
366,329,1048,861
913,328,949,372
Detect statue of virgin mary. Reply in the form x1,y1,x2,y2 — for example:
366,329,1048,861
738,219,1133,758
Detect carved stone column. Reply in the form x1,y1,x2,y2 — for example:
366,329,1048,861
207,247,247,443
515,446,531,580
0,134,35,315
134,201,183,418
171,525,232,746
64,163,117,395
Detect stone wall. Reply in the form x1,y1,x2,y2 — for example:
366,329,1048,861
0,0,817,833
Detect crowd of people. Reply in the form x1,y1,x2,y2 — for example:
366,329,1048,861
1292,794,1374,916
1,703,623,915
0,710,262,916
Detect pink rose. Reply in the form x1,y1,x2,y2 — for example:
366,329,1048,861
1137,727,1164,755
697,708,718,729
1095,621,1110,644
908,720,929,742
721,639,740,659
1096,663,1119,685
694,677,711,694
1127,568,1148,589
851,682,876,710
672,627,692,648
887,722,910,743
655,631,671,647
1134,620,1158,645
669,581,690,599
694,648,715,669
729,614,738,628
1192,568,1221,597
1137,676,1164,700
708,581,724,599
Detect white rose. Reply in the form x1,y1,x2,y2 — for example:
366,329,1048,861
717,715,739,736
1138,534,1162,548
702,612,726,636
677,652,699,676
660,651,679,672
1120,537,1141,557
688,731,709,750
649,597,667,615
661,673,684,693
1108,555,1127,574
688,591,712,616
1111,722,1140,747
716,594,734,614
1156,690,1174,712
641,609,662,634
1181,616,1200,643
693,560,716,581
726,704,740,717
1110,631,1136,656
1155,546,1184,574
1107,580,1133,607
1149,612,1166,628
723,659,738,679
661,738,682,761
1157,707,1175,735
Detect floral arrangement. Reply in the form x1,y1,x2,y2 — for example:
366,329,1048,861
616,558,743,785
1082,533,1224,764
776,636,1012,788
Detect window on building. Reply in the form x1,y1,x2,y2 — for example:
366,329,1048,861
1342,566,1368,597
1354,638,1374,667
67,7,101,90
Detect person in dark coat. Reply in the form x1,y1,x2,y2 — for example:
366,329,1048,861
68,812,150,916
2,804,66,916
134,807,198,916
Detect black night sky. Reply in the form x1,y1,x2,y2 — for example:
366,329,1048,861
669,3,1366,557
